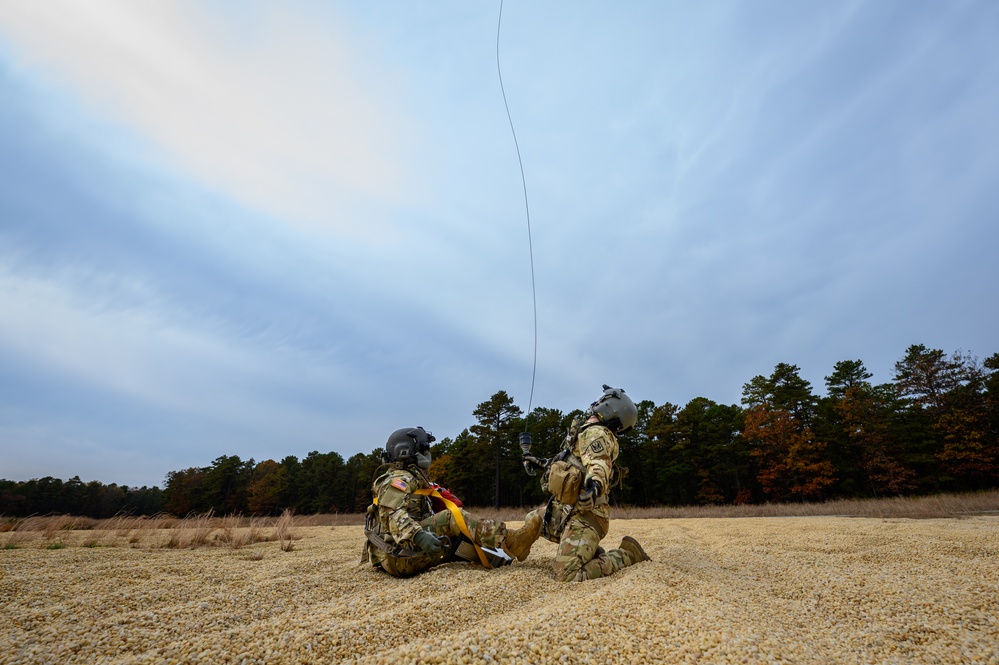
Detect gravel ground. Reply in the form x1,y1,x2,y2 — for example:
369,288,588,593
1,516,997,664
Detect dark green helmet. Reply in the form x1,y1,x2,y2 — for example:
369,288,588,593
589,385,638,434
384,426,435,467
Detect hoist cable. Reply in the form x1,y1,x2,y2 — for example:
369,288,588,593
496,0,538,418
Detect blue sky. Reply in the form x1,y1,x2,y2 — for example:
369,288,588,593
1,1,997,488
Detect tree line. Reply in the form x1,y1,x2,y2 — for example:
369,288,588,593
2,344,996,518
0,477,164,519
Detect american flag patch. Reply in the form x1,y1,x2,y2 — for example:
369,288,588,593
391,478,408,492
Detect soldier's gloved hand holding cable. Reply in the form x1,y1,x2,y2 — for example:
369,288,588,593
576,478,602,512
413,529,443,555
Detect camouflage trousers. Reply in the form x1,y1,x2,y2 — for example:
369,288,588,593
527,509,636,582
374,509,506,578
422,509,505,549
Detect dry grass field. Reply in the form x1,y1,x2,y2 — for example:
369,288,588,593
2,509,997,664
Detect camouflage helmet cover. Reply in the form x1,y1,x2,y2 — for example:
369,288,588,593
588,385,638,434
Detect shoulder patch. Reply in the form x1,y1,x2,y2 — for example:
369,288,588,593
578,427,615,459
391,478,409,492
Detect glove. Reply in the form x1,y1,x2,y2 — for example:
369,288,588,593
413,529,443,555
576,478,602,512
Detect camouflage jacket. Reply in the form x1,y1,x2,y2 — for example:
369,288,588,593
542,419,619,541
371,467,433,547
571,421,618,520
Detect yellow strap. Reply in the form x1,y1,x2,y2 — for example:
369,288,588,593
414,488,491,568
372,488,491,568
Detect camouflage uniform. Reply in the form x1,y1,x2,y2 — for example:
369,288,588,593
528,420,644,582
364,466,507,577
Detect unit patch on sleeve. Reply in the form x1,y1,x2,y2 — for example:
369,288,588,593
391,478,409,492
588,439,605,454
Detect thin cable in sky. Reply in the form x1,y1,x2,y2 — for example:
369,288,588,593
496,0,538,418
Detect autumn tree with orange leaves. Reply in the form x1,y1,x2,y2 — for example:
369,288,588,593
894,345,998,488
742,363,837,501
823,360,917,496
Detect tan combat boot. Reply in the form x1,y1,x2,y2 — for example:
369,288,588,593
618,536,651,565
503,512,543,562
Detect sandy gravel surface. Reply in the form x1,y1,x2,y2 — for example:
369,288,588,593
2,516,997,664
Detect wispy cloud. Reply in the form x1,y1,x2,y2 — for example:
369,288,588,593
0,1,421,235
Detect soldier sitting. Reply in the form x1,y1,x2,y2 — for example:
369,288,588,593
363,426,542,577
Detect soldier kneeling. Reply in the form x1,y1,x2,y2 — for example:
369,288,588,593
524,385,652,582
362,426,542,577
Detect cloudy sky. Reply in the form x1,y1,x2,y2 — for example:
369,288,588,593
1,1,996,488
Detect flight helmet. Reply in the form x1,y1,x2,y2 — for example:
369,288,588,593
588,385,638,434
384,426,435,469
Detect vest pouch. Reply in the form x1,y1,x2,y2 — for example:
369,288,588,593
547,460,582,505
